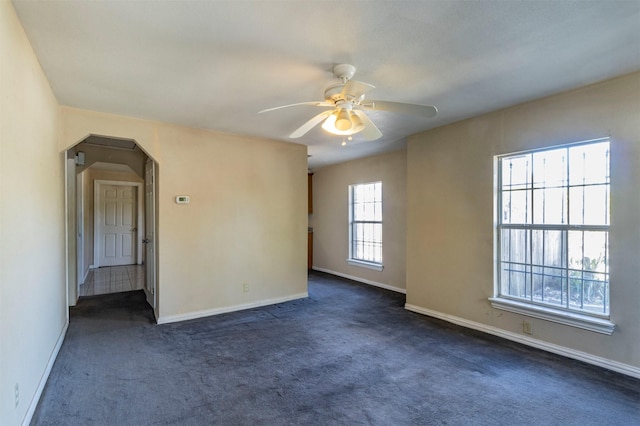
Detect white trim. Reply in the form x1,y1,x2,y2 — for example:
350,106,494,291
80,267,90,285
143,284,157,322
65,154,81,307
22,321,69,426
93,180,144,267
489,297,615,335
347,259,384,271
312,266,406,294
405,303,640,379
76,172,85,286
156,293,309,325
348,181,384,266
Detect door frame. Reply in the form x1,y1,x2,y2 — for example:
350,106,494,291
93,180,144,268
76,171,85,285
144,158,157,310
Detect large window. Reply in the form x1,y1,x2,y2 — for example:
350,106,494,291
349,181,383,269
494,139,612,332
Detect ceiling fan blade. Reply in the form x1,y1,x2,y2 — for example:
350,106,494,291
364,101,438,117
259,101,333,113
341,80,375,100
290,110,334,138
353,110,383,141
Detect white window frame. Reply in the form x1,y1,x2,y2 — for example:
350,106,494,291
490,138,615,335
348,181,383,271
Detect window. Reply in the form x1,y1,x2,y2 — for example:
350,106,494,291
492,139,615,334
348,181,383,270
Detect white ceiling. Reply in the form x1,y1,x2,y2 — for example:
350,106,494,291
12,1,640,170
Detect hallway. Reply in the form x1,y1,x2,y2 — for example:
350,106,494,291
79,265,145,297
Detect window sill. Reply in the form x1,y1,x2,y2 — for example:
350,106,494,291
347,259,383,271
489,297,616,335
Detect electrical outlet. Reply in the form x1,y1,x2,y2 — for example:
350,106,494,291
14,383,19,408
243,283,249,293
522,321,533,335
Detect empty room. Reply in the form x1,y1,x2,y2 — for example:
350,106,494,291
1,1,639,425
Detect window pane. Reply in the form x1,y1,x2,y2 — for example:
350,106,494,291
352,222,382,263
502,155,531,190
365,223,373,245
582,273,609,314
569,231,607,272
501,262,530,299
501,229,529,264
533,187,566,224
532,230,566,268
501,190,531,224
373,223,382,243
547,267,567,308
569,184,609,225
533,149,567,189
354,185,363,203
532,266,566,307
584,231,607,272
569,142,610,186
364,202,374,220
568,230,608,313
354,202,363,221
532,265,544,303
568,269,583,310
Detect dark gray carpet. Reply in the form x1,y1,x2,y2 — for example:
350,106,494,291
32,271,639,425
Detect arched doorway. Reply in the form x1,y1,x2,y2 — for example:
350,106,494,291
65,135,158,319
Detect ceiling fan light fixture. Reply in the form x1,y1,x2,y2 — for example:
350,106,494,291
335,109,352,131
321,111,365,136
321,113,339,134
349,111,364,131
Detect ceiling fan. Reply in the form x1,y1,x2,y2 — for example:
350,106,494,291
259,64,437,141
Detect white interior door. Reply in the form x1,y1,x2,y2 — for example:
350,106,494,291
144,159,157,310
97,184,137,267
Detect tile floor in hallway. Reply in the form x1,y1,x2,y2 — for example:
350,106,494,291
79,265,145,297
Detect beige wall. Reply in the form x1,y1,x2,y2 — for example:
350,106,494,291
406,72,640,369
61,108,309,322
310,150,407,291
0,2,66,425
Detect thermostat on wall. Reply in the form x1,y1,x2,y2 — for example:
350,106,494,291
176,195,190,204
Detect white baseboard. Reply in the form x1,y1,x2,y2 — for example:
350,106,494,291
311,267,406,294
23,320,69,426
405,304,640,379
157,292,309,325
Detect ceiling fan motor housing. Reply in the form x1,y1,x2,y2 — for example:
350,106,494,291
333,64,356,82
324,83,346,102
